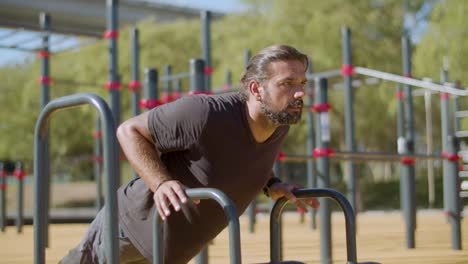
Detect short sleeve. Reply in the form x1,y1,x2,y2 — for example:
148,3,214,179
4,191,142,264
147,95,209,153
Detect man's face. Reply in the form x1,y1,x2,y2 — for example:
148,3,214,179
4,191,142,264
259,60,306,125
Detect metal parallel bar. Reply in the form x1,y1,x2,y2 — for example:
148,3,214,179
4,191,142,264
278,151,444,162
353,67,468,96
0,29,23,41
455,110,468,118
34,93,119,264
153,188,241,264
0,44,39,52
270,188,357,264
460,192,468,198
455,131,468,138
160,72,190,82
306,69,342,79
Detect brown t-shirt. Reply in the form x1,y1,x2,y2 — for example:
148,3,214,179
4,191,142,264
118,92,289,263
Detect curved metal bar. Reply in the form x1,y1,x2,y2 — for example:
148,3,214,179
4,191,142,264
153,188,241,264
34,93,119,264
270,188,357,264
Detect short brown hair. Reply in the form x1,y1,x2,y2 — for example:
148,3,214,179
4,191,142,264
240,45,309,100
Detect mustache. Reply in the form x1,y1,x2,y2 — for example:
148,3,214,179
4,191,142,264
288,99,304,108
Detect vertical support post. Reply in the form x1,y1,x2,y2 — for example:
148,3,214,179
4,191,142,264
105,0,121,187
191,58,207,264
440,66,450,214
341,27,357,214
129,27,141,179
453,81,461,133
39,12,51,247
224,70,232,90
162,64,172,103
173,79,182,101
141,68,159,111
424,90,435,208
241,49,257,234
94,119,103,211
401,35,416,249
14,161,25,233
0,162,6,232
446,136,462,250
306,59,317,229
440,67,462,250
272,157,284,260
201,10,212,92
190,59,205,93
315,78,332,264
396,84,406,212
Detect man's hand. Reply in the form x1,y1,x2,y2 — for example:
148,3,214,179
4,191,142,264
268,182,320,212
153,180,200,220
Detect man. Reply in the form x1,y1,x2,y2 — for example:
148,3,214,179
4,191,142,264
61,44,319,264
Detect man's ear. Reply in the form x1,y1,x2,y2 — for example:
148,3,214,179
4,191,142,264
248,80,262,101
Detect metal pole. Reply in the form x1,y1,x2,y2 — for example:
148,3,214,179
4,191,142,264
190,59,205,93
315,78,332,264
130,27,141,179
0,162,6,232
191,58,208,264
440,66,449,213
241,49,257,233
453,81,461,133
162,64,172,103
396,84,406,213
342,27,357,214
141,68,159,111
15,161,25,233
440,67,462,250
402,35,416,249
94,119,103,211
39,12,51,248
446,136,462,250
224,69,232,90
173,79,182,100
306,59,317,230
106,0,121,187
424,91,435,208
34,93,120,264
201,10,211,92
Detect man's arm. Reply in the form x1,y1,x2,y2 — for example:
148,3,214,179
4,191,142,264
116,111,189,220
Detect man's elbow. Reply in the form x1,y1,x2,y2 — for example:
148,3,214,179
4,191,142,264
116,120,135,144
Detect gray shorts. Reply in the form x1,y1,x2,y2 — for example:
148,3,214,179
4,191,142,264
59,209,150,264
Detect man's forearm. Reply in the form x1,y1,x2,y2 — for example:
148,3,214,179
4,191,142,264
117,125,172,192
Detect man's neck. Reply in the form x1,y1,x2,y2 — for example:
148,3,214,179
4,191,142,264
245,100,278,143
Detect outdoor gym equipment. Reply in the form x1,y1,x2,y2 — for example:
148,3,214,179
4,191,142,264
153,187,380,264
34,93,119,264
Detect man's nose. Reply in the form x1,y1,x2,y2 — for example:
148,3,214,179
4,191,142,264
293,88,305,99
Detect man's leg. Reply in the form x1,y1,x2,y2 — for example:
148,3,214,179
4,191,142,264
59,209,105,264
60,209,150,264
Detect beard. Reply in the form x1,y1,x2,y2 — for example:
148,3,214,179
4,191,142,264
260,98,303,125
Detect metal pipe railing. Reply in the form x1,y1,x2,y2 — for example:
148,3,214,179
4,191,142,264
270,188,357,264
153,188,241,264
34,93,119,264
